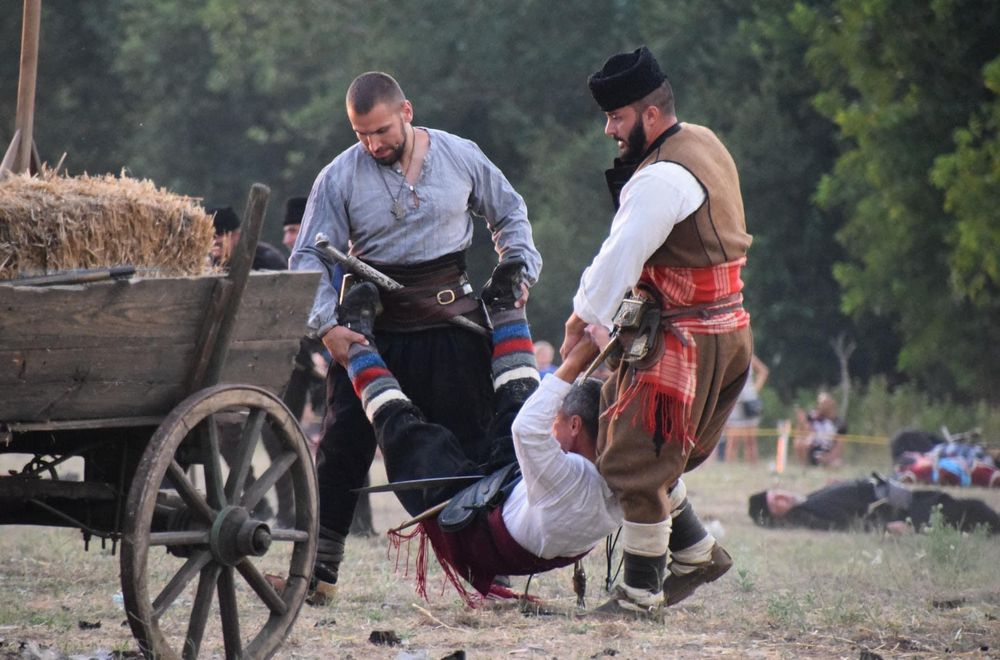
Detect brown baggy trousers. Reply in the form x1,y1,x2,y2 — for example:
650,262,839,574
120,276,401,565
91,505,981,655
596,326,752,524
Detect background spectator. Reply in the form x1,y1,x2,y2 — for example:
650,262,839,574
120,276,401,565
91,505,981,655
533,340,557,379
793,391,844,467
723,354,769,463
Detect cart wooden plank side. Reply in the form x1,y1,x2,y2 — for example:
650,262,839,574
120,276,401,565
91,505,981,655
0,185,322,659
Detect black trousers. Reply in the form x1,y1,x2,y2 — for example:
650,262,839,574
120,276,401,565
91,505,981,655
906,491,1000,534
282,338,321,421
372,372,533,517
316,326,494,537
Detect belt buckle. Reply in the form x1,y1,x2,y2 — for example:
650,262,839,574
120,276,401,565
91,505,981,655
436,289,456,305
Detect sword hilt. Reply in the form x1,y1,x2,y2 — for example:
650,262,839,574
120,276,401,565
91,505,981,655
581,333,620,380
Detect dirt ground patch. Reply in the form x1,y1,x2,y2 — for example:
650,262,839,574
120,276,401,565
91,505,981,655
2,457,999,659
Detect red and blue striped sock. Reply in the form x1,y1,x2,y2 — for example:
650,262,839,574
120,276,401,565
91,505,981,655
346,344,409,421
490,311,539,390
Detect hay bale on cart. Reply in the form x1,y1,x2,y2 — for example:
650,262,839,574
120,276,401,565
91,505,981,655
0,169,214,280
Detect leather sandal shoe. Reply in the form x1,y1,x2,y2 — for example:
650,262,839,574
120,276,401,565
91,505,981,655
663,543,733,607
590,586,666,622
265,572,337,607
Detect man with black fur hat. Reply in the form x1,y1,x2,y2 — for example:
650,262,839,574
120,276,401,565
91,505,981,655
207,205,287,270
561,46,751,618
282,196,307,254
290,71,542,597
281,196,329,425
748,477,1000,534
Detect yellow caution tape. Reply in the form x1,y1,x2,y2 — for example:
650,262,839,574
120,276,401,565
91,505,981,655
738,427,889,445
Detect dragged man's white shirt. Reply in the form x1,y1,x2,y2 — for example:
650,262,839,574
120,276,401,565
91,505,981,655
503,376,623,559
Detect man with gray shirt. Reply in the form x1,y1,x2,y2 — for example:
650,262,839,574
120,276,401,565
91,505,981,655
290,71,541,599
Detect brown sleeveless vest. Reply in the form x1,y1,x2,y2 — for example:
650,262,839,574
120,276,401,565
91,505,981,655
637,123,751,267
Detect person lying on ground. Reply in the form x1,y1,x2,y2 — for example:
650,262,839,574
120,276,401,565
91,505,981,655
331,265,731,606
891,431,1000,489
748,474,1000,535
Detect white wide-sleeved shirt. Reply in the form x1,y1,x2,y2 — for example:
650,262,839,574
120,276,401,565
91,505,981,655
573,161,705,328
502,376,623,559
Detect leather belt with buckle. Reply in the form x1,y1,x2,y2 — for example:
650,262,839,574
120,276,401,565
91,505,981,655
436,280,473,305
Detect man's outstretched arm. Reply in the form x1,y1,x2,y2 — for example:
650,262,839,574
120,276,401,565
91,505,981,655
554,328,600,383
510,335,599,494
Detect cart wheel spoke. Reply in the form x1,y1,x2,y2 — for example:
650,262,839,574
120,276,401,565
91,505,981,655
182,562,221,660
152,550,212,621
236,558,288,616
269,529,310,543
167,460,215,524
224,408,266,504
241,451,297,511
202,417,227,510
217,566,242,657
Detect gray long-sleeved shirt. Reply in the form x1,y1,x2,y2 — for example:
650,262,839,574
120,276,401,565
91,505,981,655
290,127,542,334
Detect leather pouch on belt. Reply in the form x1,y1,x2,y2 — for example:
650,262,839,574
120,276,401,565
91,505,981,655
612,296,664,372
438,463,521,533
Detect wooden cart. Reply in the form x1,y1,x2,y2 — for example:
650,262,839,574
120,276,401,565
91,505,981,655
0,185,321,659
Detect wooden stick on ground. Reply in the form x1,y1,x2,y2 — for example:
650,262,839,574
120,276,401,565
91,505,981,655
411,603,460,631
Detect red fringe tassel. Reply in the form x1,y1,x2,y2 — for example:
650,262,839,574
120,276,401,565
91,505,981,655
606,381,696,452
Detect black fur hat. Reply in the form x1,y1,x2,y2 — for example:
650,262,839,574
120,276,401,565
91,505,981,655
748,491,772,526
206,206,240,235
283,197,307,227
588,46,666,112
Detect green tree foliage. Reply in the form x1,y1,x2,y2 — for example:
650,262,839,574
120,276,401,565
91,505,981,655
931,57,1000,307
804,0,1000,398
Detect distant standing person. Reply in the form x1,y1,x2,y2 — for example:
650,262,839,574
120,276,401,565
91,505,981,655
205,203,294,523
281,196,325,424
282,196,307,254
723,354,769,463
282,196,375,535
290,72,542,597
561,46,753,617
533,340,557,378
207,205,287,271
280,196,332,448
794,391,843,467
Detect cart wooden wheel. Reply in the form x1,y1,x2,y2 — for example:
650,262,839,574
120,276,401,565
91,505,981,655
121,385,317,659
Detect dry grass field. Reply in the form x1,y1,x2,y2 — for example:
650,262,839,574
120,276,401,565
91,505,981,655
2,447,999,659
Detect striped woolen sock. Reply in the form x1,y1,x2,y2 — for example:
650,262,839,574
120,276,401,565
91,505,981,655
490,311,539,389
346,344,409,421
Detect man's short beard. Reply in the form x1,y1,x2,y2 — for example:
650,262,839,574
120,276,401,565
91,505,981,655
622,120,647,162
373,124,408,166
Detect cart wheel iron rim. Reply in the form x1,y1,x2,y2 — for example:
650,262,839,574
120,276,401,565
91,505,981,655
120,384,318,660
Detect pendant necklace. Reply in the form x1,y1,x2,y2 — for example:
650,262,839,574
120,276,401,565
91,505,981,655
378,126,414,221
